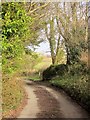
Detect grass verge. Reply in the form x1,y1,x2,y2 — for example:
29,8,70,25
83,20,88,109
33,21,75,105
2,76,27,118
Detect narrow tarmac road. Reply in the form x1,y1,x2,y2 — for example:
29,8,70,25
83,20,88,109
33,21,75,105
18,80,89,119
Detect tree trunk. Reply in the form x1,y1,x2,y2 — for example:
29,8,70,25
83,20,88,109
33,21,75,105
65,43,71,65
48,38,56,64
66,49,71,65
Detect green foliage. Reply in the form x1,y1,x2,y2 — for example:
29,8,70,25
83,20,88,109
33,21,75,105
28,73,41,81
2,3,32,116
43,64,68,80
55,48,66,64
43,60,88,80
22,55,52,81
66,40,87,65
2,2,31,74
67,45,81,64
69,61,88,76
2,3,30,39
50,74,89,112
43,61,89,111
20,52,43,76
43,65,56,80
55,64,68,75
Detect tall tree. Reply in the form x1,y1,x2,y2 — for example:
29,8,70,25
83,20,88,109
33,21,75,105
55,2,88,65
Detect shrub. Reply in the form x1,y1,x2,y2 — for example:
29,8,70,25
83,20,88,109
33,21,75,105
69,61,88,75
43,65,56,80
50,74,90,112
42,64,68,80
55,64,68,76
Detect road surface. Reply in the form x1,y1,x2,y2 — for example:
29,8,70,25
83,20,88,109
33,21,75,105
18,80,89,119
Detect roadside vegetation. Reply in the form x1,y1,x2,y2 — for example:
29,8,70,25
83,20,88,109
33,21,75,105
2,76,24,117
2,3,29,117
41,2,89,112
2,1,89,117
42,62,89,112
24,55,52,81
2,2,50,117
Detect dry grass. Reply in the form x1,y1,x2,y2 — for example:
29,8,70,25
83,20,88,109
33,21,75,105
2,75,24,117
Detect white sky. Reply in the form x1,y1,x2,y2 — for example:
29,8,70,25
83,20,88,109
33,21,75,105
35,41,51,55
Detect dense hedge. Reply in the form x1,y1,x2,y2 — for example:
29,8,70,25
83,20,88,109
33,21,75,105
42,62,88,80
42,64,68,80
50,74,89,112
68,62,88,76
42,62,89,112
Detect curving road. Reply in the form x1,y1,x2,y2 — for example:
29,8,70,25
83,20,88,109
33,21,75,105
18,80,89,119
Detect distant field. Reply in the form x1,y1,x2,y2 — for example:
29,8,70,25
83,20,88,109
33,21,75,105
34,55,52,71
28,55,52,81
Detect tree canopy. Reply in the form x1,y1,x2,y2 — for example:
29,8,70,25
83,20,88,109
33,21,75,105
2,2,88,76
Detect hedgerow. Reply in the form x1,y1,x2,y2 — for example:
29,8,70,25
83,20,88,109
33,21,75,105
50,74,89,112
42,62,89,111
42,64,68,80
